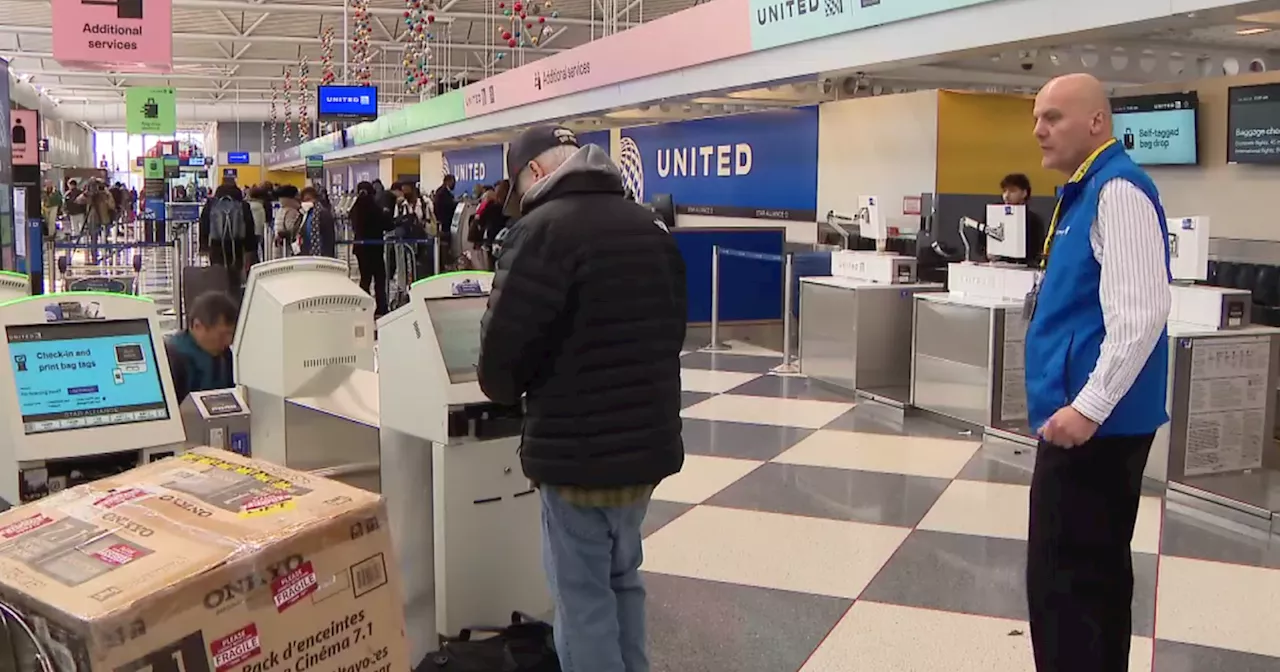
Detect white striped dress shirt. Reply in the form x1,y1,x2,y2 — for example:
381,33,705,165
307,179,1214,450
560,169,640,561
1069,178,1172,425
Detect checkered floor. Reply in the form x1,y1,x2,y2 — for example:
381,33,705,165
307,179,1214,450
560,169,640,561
637,345,1280,672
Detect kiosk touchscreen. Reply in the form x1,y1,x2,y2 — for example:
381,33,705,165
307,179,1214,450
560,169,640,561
378,271,548,665
0,293,185,505
234,257,378,472
985,204,1028,261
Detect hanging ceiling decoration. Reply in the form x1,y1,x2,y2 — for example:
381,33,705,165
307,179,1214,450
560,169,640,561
283,67,294,143
494,0,556,61
269,82,278,153
352,0,374,85
298,55,311,142
402,0,436,95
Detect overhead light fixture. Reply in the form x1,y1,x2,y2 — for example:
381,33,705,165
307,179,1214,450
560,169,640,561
1237,26,1272,35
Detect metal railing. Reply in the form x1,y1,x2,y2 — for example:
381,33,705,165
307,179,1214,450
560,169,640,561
706,245,798,373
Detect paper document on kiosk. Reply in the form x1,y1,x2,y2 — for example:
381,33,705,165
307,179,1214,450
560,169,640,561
0,448,409,672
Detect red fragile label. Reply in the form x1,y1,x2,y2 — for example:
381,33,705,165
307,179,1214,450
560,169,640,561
0,514,53,539
92,544,143,567
243,492,291,513
271,561,318,613
93,488,150,510
210,624,261,672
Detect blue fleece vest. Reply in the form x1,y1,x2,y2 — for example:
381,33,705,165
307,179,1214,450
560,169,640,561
167,331,234,393
1024,143,1171,437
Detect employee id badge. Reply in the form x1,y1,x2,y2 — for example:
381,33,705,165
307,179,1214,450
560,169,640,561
1023,272,1043,321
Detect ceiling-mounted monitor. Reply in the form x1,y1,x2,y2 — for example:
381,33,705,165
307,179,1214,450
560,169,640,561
1110,91,1199,166
317,85,379,122
1227,82,1280,164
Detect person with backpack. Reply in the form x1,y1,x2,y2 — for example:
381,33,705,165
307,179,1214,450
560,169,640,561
199,178,255,295
64,179,87,239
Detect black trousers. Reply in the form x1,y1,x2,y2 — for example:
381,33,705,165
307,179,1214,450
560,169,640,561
356,246,388,316
1027,432,1154,672
207,244,244,298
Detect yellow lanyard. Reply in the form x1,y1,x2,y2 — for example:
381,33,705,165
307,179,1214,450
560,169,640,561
1041,138,1117,268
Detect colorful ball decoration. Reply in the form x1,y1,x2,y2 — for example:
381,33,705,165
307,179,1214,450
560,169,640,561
402,0,435,95
320,26,336,86
269,83,278,153
282,68,293,143
352,0,374,84
298,56,311,142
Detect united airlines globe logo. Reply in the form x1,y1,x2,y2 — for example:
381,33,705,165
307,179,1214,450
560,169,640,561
441,157,450,183
617,137,644,204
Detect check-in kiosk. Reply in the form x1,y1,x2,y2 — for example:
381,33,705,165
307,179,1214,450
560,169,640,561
0,293,186,506
0,272,31,302
179,388,251,454
233,257,379,480
378,271,548,665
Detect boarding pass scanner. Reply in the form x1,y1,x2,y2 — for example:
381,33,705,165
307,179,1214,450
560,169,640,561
0,292,188,506
180,388,251,455
233,256,380,481
378,271,549,666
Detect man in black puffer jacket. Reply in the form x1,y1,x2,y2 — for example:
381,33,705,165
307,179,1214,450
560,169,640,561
479,125,686,672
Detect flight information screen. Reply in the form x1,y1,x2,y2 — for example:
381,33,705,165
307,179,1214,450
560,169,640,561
426,296,486,384
6,319,169,434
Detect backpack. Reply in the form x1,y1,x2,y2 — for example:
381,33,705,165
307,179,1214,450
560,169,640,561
418,612,560,672
209,196,246,242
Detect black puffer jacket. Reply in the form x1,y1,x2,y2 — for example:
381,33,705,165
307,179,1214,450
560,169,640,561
478,145,687,488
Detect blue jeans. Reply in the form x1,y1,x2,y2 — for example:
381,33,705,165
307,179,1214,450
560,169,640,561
540,487,650,672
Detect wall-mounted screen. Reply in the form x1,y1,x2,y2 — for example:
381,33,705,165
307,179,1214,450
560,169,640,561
1227,83,1280,164
425,297,485,384
6,319,169,434
317,85,378,122
1111,92,1199,166
226,151,250,165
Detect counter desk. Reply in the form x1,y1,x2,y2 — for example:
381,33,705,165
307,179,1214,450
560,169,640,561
1150,323,1280,527
798,276,944,406
909,292,1032,443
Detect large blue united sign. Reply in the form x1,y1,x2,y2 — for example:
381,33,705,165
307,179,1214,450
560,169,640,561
619,107,818,221
443,144,505,196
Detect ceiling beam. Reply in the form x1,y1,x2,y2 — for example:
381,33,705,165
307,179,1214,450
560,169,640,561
0,24,569,53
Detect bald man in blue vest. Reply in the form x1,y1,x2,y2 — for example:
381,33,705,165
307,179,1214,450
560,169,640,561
1024,73,1172,671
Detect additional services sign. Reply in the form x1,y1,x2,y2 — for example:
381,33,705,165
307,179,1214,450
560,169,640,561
52,0,173,72
125,87,176,134
748,0,1001,52
10,110,38,166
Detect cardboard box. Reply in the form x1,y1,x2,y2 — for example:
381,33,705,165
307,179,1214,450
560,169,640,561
0,448,408,672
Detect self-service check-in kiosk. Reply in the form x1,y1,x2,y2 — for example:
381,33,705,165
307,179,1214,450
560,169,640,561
179,388,251,454
0,292,187,506
0,272,31,302
378,271,549,665
233,257,379,483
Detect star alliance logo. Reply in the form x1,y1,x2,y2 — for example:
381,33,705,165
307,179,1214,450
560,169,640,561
825,0,843,16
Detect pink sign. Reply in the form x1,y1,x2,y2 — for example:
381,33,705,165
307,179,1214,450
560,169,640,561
52,0,173,72
464,0,750,118
10,110,37,167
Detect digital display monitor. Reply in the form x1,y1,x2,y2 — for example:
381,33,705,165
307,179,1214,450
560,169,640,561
1227,83,1280,164
6,319,169,434
1111,92,1199,166
226,151,250,165
425,297,485,384
317,85,379,122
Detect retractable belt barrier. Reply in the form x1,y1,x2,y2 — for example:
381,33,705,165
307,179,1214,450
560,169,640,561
707,245,798,373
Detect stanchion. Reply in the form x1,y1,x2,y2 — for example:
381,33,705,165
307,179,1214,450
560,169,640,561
774,251,800,375
704,245,730,352
173,231,187,328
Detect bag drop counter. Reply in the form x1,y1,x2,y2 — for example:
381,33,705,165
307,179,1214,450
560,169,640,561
799,275,943,406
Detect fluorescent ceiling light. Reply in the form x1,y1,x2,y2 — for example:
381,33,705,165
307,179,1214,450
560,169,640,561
1236,26,1272,35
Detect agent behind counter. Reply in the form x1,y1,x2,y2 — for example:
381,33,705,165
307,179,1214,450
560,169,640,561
165,291,238,403
994,173,1048,267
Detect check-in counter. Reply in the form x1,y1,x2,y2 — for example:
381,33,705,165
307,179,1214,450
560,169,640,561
910,292,1031,441
799,275,943,405
1146,323,1280,524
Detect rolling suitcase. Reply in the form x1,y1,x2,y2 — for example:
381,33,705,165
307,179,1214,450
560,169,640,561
182,263,234,323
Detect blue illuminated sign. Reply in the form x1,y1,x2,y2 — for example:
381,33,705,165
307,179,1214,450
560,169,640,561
226,151,250,165
443,145,504,196
317,85,379,121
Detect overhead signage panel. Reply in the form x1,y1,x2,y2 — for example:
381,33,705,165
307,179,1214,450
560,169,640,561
443,145,505,196
125,87,176,135
52,0,173,72
748,0,1002,51
317,85,379,121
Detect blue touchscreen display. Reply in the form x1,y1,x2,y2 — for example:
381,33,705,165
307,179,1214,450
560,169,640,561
7,319,169,435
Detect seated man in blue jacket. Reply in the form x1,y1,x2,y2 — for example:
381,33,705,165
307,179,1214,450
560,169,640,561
165,291,238,403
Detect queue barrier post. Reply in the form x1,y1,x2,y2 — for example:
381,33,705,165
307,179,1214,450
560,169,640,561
705,247,798,373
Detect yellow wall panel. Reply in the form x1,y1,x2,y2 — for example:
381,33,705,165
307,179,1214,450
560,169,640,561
392,156,420,178
265,170,306,189
936,90,1064,198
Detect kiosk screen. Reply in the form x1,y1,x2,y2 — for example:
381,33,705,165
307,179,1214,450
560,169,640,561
6,319,170,434
426,296,486,383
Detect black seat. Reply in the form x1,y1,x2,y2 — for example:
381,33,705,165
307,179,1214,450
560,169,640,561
1206,259,1219,285
1216,261,1239,289
1255,266,1280,306
1235,263,1261,292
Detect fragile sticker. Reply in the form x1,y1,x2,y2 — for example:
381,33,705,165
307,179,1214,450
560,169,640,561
0,513,53,539
239,492,295,517
210,624,261,672
92,543,143,567
93,488,151,510
271,560,318,613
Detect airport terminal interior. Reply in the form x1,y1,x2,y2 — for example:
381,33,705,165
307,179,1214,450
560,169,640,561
5,0,1280,669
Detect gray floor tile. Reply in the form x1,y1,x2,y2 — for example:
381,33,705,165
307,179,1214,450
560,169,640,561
955,442,1037,486
644,572,850,672
679,351,780,374
705,462,949,528
644,500,692,538
1153,639,1280,671
681,418,812,461
1160,506,1280,570
824,405,976,442
859,529,1158,636
681,391,714,409
725,375,856,402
